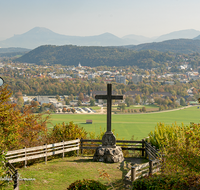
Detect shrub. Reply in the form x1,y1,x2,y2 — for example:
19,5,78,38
147,122,200,174
67,179,107,190
142,107,146,112
132,173,200,190
49,122,87,143
0,151,7,189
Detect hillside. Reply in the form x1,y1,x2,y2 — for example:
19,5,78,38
125,39,200,54
0,47,31,58
14,45,173,68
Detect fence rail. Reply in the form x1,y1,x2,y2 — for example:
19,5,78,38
6,139,80,166
144,141,161,160
80,139,145,157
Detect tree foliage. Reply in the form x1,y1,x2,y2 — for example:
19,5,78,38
15,45,174,69
0,85,49,150
148,122,200,173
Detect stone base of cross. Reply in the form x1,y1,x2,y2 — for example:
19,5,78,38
93,83,124,163
102,131,116,148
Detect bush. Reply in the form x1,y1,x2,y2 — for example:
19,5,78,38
67,179,107,190
49,122,87,143
142,107,146,112
147,122,200,174
132,173,200,190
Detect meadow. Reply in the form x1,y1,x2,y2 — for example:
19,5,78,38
48,106,200,140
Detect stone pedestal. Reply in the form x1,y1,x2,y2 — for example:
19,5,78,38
93,145,124,163
93,131,124,163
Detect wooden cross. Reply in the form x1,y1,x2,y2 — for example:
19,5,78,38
95,84,123,133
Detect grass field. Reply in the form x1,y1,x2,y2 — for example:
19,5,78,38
5,156,147,190
48,106,200,140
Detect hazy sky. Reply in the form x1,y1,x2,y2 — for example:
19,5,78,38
1,0,200,40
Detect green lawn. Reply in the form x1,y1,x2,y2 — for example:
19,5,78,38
48,106,200,140
5,157,124,190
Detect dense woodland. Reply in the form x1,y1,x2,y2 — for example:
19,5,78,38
126,39,200,54
15,45,175,68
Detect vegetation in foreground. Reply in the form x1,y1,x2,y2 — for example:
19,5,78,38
1,85,200,189
134,122,200,189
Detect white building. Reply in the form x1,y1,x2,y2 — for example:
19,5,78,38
116,75,126,85
132,74,142,84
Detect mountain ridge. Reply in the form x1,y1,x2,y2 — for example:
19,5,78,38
1,27,200,49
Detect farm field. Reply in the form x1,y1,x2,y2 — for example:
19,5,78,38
48,106,200,140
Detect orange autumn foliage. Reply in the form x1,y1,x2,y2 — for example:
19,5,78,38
0,85,50,151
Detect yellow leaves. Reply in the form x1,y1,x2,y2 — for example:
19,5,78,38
49,121,87,143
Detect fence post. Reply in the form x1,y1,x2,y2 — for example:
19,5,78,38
131,166,136,182
13,169,19,190
161,154,166,173
80,138,83,156
24,147,27,168
76,138,79,157
149,160,153,175
44,144,47,164
142,139,145,157
145,144,147,159
62,140,65,159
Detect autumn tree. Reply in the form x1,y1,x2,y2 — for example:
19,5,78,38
125,96,134,107
0,85,50,150
56,95,61,101
65,97,70,105
62,107,67,113
77,100,82,106
90,98,95,106
142,106,146,112
180,97,186,106
78,92,84,101
135,95,141,104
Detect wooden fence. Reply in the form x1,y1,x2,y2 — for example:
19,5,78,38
5,139,80,190
124,141,163,189
144,141,161,160
6,139,80,166
5,162,19,190
80,139,145,157
124,159,162,188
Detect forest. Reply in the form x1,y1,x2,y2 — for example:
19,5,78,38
14,45,174,68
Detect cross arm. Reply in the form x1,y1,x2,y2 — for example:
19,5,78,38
111,95,123,100
95,95,107,99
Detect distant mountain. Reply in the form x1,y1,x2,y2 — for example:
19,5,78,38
193,34,200,40
125,39,200,54
122,34,156,44
154,29,200,42
0,27,134,49
1,27,200,49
